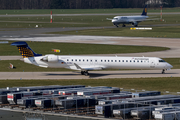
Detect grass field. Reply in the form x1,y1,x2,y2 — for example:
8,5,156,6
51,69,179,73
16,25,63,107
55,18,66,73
0,14,180,28
0,8,180,15
0,58,179,72
0,77,180,93
0,41,169,56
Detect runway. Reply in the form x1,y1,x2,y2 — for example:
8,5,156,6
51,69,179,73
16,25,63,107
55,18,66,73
0,69,179,80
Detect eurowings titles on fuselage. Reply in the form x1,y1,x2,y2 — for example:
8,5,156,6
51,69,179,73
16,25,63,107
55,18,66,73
11,41,173,76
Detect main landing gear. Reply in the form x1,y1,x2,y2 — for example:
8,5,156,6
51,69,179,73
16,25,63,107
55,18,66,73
162,69,165,74
122,24,126,27
81,71,89,76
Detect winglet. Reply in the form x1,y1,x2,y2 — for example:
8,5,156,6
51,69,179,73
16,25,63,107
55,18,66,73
141,5,147,16
11,41,42,58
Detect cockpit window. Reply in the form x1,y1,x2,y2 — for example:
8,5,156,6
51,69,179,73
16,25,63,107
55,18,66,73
159,60,166,62
113,18,118,20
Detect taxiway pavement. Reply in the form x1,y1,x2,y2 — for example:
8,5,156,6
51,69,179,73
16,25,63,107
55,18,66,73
0,69,179,80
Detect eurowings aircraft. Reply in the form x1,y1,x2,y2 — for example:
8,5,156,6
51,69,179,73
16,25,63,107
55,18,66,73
11,41,173,76
107,5,149,27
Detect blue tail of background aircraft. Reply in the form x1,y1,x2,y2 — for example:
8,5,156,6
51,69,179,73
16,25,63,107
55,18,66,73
11,41,42,58
141,5,147,16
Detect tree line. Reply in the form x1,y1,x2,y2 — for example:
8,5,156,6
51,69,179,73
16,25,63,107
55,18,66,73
0,0,179,9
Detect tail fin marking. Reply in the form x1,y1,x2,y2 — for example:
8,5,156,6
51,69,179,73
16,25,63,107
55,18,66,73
11,41,42,58
141,5,147,16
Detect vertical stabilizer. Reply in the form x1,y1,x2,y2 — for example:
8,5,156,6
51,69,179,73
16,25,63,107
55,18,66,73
11,41,42,58
141,5,147,16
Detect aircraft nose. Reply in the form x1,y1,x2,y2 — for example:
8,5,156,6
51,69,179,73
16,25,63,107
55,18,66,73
167,63,173,69
112,19,117,23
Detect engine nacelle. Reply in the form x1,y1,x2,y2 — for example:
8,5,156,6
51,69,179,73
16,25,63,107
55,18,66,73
41,55,58,62
132,21,138,27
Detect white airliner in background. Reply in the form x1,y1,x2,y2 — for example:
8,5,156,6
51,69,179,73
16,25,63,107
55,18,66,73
107,5,149,27
11,41,173,76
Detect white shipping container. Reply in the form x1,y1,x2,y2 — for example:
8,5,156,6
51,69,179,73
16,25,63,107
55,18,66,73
77,91,92,96
155,113,174,120
35,100,42,106
131,111,137,116
113,110,120,115
7,94,13,101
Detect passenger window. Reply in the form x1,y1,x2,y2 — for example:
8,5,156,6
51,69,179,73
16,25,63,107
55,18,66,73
141,61,143,63
111,60,113,62
105,60,106,62
87,59,88,62
134,60,135,62
79,59,81,62
67,59,69,61
137,61,139,62
115,60,117,62
101,60,103,62
108,60,109,62
75,59,77,61
72,59,73,61
119,60,121,62
91,60,92,62
122,60,124,62
83,59,84,62
95,60,97,62
130,60,131,62
126,60,128,62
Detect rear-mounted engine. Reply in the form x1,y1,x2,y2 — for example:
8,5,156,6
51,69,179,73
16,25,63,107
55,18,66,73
41,55,58,62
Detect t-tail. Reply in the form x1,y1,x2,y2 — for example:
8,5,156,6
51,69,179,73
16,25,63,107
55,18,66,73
11,41,42,58
141,5,147,16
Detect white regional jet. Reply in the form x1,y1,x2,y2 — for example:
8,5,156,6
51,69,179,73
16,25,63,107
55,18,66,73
11,41,173,76
107,5,149,27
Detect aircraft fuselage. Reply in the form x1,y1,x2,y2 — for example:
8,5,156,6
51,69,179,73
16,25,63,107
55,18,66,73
24,55,172,71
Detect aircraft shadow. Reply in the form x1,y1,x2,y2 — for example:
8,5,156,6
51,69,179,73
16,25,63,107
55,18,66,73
44,72,178,78
45,73,80,76
89,72,177,78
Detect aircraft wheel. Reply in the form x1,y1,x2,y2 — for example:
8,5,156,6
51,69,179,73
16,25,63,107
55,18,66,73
122,24,126,27
162,69,165,74
81,71,85,75
84,71,89,76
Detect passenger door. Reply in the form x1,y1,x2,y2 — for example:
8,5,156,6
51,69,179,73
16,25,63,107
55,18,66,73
150,59,155,68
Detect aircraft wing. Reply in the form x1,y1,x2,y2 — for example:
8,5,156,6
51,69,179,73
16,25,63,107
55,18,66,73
106,18,113,20
73,63,104,71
